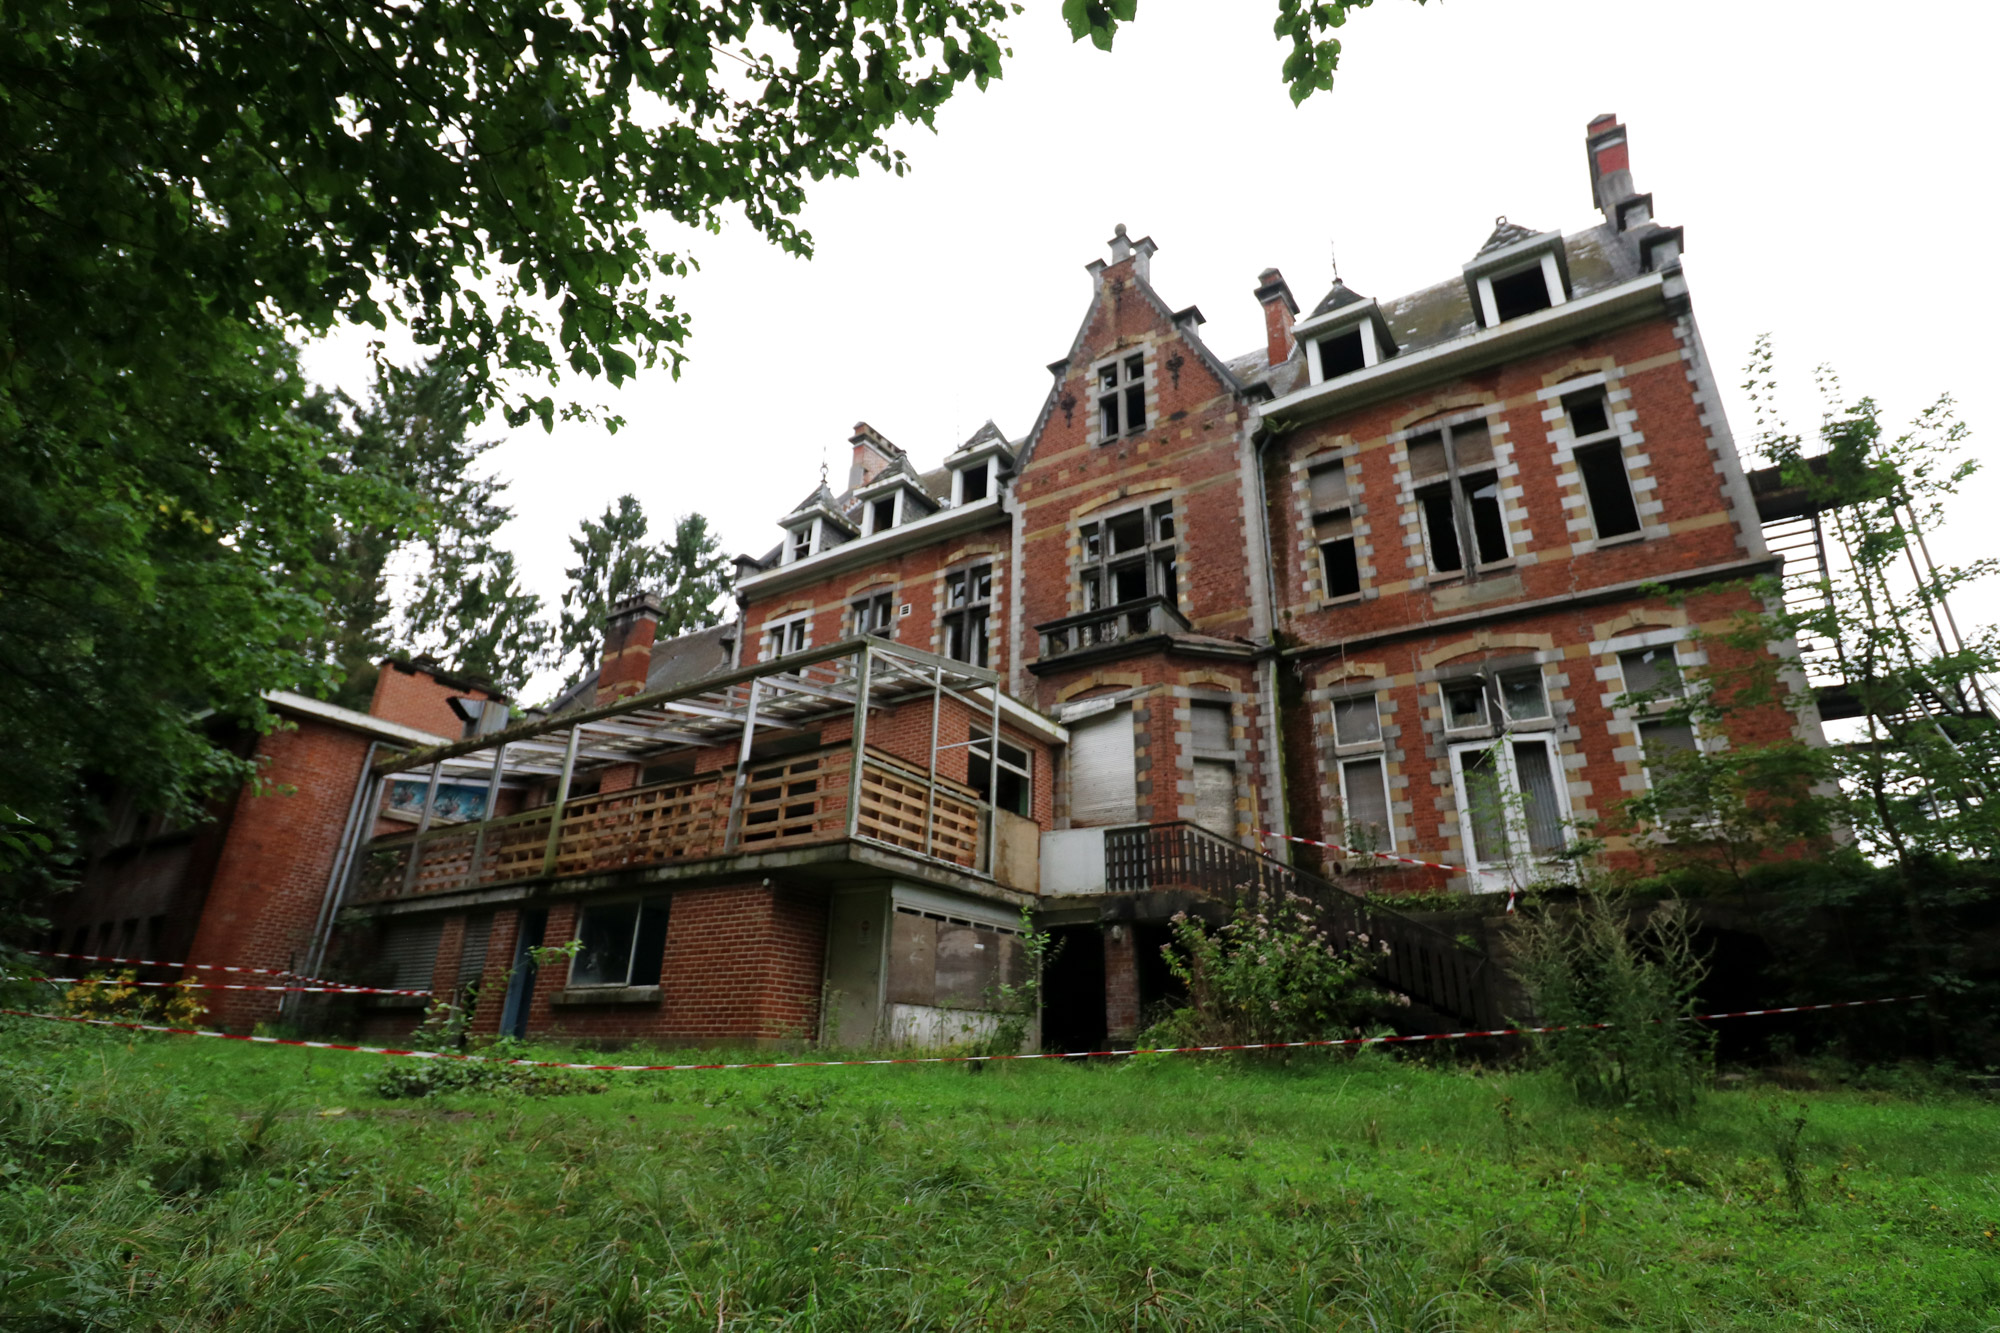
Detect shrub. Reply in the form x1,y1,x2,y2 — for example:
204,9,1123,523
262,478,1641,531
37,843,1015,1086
1141,884,1383,1051
56,970,205,1029
1509,892,1710,1116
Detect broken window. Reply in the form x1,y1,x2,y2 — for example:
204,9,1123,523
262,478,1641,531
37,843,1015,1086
942,563,992,666
1408,418,1509,576
869,495,897,533
969,728,1031,816
1497,667,1551,723
1317,329,1367,379
1079,501,1177,621
851,591,896,640
568,898,671,989
1095,350,1147,440
787,523,813,563
957,461,989,504
1619,645,1685,702
1332,693,1381,749
1451,737,1566,869
1563,389,1642,539
1490,265,1554,322
1308,459,1361,599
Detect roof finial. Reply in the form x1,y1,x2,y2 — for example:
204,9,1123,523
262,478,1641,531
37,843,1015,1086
1495,214,1507,228
819,445,828,489
1329,239,1339,284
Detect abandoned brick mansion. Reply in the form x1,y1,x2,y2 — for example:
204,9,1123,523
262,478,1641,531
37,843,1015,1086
53,116,1820,1049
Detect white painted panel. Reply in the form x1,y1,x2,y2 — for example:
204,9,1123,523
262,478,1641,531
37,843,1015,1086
1039,828,1108,895
1068,709,1137,826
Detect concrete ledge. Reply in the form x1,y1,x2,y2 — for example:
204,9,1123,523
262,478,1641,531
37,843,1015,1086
549,985,662,1007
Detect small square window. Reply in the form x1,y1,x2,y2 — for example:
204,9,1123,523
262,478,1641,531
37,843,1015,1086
1333,695,1381,748
958,462,989,503
789,526,812,562
1563,390,1612,439
1317,329,1366,379
853,591,895,639
1491,265,1554,321
569,899,671,989
870,496,896,532
1498,668,1550,722
1443,681,1488,731
1095,353,1147,440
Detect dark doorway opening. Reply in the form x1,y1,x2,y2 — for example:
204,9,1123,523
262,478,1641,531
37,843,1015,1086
1041,924,1107,1054
499,908,547,1039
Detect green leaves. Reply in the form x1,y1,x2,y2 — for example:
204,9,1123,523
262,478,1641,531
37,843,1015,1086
555,498,732,688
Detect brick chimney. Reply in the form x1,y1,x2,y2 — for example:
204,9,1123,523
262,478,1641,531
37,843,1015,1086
848,422,902,490
595,592,660,704
1586,114,1634,223
1253,267,1299,367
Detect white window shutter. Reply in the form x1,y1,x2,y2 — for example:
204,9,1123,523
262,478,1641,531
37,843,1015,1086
1068,709,1138,826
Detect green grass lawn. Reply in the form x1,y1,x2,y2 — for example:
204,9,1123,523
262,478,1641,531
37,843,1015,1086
2,1016,1995,1331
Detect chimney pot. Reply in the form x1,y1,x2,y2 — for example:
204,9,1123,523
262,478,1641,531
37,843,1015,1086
596,592,661,704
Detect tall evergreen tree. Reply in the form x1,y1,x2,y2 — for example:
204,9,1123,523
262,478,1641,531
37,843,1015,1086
556,498,731,688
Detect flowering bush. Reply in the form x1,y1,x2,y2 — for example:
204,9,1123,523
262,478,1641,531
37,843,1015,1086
1140,885,1384,1051
58,970,205,1029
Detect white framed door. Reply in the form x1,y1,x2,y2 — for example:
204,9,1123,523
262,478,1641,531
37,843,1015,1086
1448,734,1569,882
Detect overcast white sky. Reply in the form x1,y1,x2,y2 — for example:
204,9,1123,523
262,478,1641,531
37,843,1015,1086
301,0,1999,702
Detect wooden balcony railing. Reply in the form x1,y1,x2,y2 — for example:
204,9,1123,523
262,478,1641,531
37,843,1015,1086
353,747,990,903
1035,596,1191,660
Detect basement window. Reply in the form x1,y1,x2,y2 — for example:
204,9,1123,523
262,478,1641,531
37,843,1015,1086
568,898,671,989
1317,329,1367,379
1095,351,1147,441
1490,265,1554,322
1408,419,1509,576
1308,460,1361,600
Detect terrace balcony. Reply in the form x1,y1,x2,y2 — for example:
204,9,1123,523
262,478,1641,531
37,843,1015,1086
333,639,1049,915
1035,596,1190,663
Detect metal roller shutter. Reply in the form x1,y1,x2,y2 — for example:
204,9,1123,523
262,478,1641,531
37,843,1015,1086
1068,708,1137,826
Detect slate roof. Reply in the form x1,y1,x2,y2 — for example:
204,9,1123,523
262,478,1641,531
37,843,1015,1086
545,619,741,718
1306,279,1370,320
1476,217,1545,256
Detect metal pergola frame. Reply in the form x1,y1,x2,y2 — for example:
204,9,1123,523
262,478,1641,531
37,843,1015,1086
332,637,1019,913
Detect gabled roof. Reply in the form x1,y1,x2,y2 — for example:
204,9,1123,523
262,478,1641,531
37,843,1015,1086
1307,279,1370,320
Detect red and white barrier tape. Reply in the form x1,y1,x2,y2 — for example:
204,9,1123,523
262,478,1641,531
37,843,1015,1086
19,976,433,998
1255,829,1518,912
28,949,338,986
0,996,1919,1073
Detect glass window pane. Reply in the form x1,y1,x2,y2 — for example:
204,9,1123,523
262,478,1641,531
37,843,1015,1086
1512,740,1565,855
629,899,671,987
1499,668,1549,721
570,903,640,987
1444,681,1487,730
1333,695,1380,747
1457,748,1511,864
1341,757,1390,848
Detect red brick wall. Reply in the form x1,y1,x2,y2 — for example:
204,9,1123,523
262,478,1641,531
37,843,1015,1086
185,720,371,1030
367,661,491,738
1104,925,1139,1041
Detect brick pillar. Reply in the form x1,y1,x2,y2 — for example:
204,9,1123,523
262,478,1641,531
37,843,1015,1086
596,593,660,704
469,909,521,1037
430,915,466,1006
1104,924,1140,1042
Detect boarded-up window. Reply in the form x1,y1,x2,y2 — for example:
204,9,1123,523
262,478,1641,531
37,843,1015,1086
1194,761,1236,835
1068,709,1137,826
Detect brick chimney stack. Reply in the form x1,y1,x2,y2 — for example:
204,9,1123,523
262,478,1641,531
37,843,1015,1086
1253,267,1299,367
848,421,901,490
596,592,660,704
1586,113,1634,223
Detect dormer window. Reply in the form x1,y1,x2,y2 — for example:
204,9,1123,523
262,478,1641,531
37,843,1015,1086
786,521,816,564
1489,264,1554,322
1095,352,1146,440
1317,329,1366,379
868,495,896,533
956,461,990,504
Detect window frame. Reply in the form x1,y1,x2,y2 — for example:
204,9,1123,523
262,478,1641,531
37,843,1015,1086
1306,457,1362,602
1078,500,1178,613
1473,250,1568,327
942,562,993,667
1328,688,1394,853
566,898,672,990
1562,387,1644,542
1092,349,1148,442
1447,733,1570,875
1406,416,1512,579
969,727,1033,817
784,518,818,564
761,612,811,661
850,589,897,640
